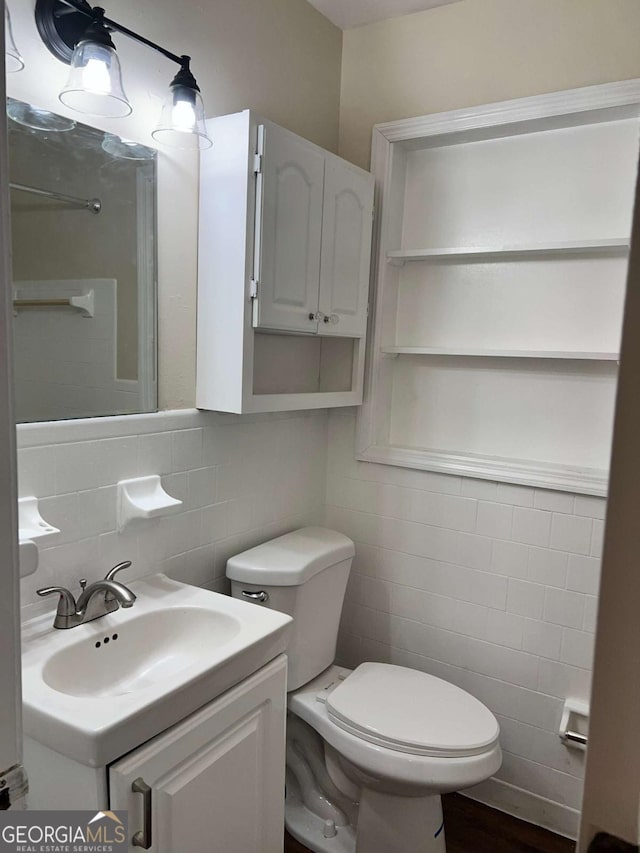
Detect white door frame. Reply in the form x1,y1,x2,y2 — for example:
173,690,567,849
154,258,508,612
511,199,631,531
0,0,25,801
578,161,640,850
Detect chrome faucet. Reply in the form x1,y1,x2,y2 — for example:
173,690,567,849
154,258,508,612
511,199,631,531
37,561,137,629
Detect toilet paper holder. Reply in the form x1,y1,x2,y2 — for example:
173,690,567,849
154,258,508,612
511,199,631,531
560,699,589,750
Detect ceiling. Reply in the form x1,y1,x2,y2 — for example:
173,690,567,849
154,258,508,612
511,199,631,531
307,0,464,30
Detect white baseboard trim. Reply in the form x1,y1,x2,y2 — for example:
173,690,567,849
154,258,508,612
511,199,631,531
462,777,580,841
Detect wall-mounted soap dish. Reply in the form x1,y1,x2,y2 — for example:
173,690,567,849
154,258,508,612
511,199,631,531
18,496,60,542
117,475,183,531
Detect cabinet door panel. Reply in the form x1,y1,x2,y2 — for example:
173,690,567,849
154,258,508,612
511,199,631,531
109,657,287,853
319,161,374,337
256,124,325,333
155,710,265,853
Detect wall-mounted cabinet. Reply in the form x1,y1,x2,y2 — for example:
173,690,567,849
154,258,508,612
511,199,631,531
197,111,374,414
357,81,640,495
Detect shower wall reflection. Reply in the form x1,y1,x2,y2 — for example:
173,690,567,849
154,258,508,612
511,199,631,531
8,99,157,422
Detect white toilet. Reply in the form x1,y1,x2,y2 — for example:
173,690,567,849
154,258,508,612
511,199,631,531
227,527,501,853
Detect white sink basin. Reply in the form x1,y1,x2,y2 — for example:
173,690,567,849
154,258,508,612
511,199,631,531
22,574,291,767
42,607,242,698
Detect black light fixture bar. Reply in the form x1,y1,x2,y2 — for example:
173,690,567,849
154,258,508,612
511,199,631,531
58,0,185,66
36,0,192,69
35,0,212,148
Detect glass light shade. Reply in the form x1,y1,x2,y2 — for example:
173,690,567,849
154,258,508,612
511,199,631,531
102,133,155,161
59,40,131,117
5,5,24,73
7,99,76,132
152,83,211,150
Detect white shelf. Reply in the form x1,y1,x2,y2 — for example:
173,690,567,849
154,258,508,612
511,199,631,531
386,239,630,265
356,445,608,497
381,346,619,361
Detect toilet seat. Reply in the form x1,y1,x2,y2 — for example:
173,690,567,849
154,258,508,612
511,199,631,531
289,664,503,796
326,662,500,759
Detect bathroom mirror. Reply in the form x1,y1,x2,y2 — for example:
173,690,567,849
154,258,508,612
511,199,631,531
8,98,157,423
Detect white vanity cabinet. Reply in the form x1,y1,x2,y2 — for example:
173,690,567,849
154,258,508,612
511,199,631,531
110,656,286,853
197,110,374,414
24,656,287,853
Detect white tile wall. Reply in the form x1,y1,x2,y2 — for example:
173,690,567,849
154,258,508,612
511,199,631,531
325,409,604,839
17,402,605,839
18,408,327,621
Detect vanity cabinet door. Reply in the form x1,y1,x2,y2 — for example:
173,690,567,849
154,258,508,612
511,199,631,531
255,123,325,334
109,656,287,853
318,160,374,338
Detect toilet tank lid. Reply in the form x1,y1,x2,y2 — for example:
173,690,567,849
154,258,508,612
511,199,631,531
226,527,355,586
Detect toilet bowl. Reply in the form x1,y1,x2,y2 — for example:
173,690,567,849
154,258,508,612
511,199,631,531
227,527,502,853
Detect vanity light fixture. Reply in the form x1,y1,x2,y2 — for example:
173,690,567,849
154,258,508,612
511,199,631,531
152,58,210,150
34,0,212,149
5,5,24,73
59,10,131,117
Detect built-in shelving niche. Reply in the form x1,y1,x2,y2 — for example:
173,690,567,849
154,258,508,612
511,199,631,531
253,333,359,396
357,80,640,496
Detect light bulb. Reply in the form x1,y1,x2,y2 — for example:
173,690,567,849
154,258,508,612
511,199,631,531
171,98,197,132
81,57,112,94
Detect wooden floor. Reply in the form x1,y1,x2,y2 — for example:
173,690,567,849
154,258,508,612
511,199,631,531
284,793,575,853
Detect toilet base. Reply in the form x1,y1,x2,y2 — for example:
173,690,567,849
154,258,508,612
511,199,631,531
285,788,356,853
355,789,446,853
285,783,446,853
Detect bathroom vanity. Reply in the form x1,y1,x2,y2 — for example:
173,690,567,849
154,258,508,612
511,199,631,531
22,574,291,852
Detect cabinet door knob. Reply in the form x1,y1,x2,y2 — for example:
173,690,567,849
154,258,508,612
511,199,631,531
309,312,324,321
323,313,339,325
132,777,152,849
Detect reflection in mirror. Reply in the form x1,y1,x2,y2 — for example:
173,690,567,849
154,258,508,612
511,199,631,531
8,98,157,423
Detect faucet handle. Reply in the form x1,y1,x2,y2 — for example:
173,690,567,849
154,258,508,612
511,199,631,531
36,586,77,617
104,560,132,582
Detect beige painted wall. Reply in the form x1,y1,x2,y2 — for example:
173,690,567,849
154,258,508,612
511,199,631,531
340,0,640,168
7,0,342,409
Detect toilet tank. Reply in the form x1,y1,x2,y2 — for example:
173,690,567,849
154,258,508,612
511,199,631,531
226,527,355,691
